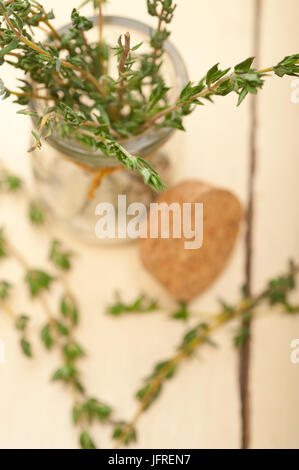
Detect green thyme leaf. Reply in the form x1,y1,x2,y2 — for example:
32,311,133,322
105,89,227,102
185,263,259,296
63,342,85,361
40,323,54,349
15,315,29,331
60,295,78,325
25,270,55,297
79,430,96,449
0,280,11,299
20,338,32,358
107,293,158,316
171,302,189,321
52,364,78,382
29,201,44,225
49,240,72,271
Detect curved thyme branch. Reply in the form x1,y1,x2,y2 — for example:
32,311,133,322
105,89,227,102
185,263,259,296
138,57,299,132
147,0,177,64
1,234,113,449
114,262,299,447
29,2,61,40
0,286,33,357
114,303,249,448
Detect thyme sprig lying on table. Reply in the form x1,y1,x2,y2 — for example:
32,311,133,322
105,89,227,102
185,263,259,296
107,292,159,316
0,0,298,195
111,262,299,447
0,176,114,448
0,232,114,448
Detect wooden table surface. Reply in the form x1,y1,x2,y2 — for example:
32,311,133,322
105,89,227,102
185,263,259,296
0,0,298,449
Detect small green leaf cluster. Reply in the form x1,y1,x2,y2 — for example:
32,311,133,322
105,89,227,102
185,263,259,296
15,314,32,357
0,167,22,191
79,430,96,450
73,398,112,425
135,358,178,411
73,398,112,449
273,54,299,77
42,293,84,392
179,322,209,353
266,261,299,313
147,1,176,57
71,8,93,32
25,269,54,296
0,276,33,357
171,302,189,320
112,422,137,446
50,239,72,270
0,280,11,299
0,229,6,258
29,200,44,225
60,295,78,325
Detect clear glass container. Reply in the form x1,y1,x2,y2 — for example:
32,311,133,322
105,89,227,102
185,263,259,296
31,16,188,244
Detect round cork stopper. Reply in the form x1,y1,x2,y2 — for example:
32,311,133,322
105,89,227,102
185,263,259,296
139,180,243,302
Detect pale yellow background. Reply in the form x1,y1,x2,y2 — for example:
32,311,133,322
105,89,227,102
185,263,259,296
0,0,298,449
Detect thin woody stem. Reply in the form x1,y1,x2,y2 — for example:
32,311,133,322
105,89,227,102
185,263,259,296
27,2,62,40
4,0,61,39
115,257,298,449
4,240,56,330
98,0,106,74
40,17,61,40
152,6,164,63
8,89,54,101
117,32,131,112
115,295,268,448
98,0,103,43
0,300,15,318
28,111,58,152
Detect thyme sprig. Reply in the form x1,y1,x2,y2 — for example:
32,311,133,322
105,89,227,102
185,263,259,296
107,292,158,316
0,165,22,191
0,231,114,448
0,1,298,194
0,169,114,450
0,281,33,356
1,159,45,224
113,262,299,447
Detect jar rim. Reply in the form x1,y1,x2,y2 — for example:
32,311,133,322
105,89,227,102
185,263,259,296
31,15,189,167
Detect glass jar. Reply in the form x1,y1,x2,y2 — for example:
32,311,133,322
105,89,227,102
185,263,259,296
31,16,188,244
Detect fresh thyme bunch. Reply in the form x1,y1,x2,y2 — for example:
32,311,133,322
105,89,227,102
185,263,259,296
0,0,298,194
